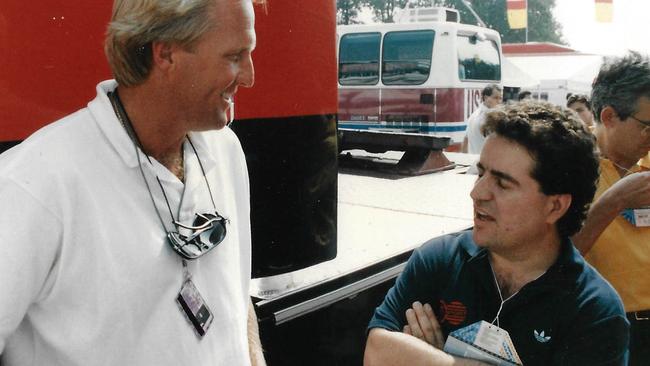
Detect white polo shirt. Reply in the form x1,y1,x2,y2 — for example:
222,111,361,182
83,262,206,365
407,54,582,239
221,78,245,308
0,81,252,365
465,103,492,155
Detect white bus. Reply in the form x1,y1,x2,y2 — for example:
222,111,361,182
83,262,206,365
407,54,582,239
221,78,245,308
337,8,503,150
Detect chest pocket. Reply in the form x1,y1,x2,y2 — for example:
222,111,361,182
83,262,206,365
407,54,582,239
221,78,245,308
436,266,489,336
437,257,501,333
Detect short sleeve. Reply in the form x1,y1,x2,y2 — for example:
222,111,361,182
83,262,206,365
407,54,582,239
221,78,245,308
0,177,62,352
367,242,447,332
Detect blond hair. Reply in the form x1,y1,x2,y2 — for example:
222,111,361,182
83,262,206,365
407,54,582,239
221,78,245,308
105,0,266,87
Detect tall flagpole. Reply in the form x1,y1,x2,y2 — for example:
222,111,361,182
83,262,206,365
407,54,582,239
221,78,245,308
525,0,528,43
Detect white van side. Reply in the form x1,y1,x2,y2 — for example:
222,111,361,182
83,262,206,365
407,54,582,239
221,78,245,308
337,15,503,149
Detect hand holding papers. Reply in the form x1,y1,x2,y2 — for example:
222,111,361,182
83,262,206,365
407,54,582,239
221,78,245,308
443,321,522,366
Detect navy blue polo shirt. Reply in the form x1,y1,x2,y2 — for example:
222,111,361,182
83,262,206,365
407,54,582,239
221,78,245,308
369,230,629,366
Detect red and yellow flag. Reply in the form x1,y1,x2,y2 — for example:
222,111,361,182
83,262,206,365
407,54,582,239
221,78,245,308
595,0,613,22
506,0,527,29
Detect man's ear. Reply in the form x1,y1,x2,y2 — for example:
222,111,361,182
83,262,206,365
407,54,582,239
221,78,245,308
545,193,572,226
150,41,176,71
599,106,618,128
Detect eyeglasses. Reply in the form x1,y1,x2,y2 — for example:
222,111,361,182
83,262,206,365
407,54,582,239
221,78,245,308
167,212,229,260
630,115,650,133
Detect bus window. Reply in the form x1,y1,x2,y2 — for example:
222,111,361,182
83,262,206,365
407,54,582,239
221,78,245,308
457,36,501,81
382,30,434,85
338,32,381,85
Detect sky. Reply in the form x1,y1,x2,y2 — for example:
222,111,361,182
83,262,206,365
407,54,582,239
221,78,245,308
359,0,650,57
554,0,650,56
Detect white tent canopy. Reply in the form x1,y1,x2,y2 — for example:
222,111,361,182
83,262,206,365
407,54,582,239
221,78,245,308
501,57,539,88
501,54,605,105
506,54,604,84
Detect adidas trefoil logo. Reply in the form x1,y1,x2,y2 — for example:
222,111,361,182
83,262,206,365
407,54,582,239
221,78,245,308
534,330,551,343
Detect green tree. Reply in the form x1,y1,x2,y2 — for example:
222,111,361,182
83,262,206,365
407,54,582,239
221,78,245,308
364,0,407,23
337,0,365,25
358,0,564,44
436,0,564,44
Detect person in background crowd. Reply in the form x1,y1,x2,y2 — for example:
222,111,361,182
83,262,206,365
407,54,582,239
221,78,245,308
517,90,532,101
567,93,595,128
572,51,650,366
462,84,502,154
0,0,267,365
365,101,629,366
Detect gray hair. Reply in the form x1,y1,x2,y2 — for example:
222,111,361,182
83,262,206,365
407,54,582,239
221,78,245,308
591,51,650,123
104,0,215,86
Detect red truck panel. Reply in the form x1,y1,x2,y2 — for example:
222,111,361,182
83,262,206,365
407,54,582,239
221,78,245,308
0,1,338,142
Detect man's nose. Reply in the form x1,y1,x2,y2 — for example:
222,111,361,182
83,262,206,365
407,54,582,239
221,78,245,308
470,174,491,202
238,55,255,88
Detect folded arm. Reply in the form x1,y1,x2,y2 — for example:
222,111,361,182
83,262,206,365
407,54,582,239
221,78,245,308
364,328,486,366
364,302,488,366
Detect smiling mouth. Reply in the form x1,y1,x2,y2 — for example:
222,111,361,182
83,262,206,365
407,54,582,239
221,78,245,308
221,95,235,124
475,209,495,222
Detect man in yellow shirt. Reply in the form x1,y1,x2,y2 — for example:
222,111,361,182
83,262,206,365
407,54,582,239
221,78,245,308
573,52,650,366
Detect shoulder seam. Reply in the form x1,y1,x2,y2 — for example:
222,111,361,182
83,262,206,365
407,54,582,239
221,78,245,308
1,176,63,225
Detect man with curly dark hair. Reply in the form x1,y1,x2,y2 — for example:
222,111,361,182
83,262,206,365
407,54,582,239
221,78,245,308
572,51,650,366
365,101,629,366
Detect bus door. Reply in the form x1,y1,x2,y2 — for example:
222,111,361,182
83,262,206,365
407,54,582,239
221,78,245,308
465,88,483,121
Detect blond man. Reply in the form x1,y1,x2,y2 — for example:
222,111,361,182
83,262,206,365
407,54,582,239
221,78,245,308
0,1,266,365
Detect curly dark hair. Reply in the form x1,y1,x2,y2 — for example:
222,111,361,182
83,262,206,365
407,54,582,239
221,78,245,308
481,84,502,101
481,101,599,237
518,90,532,101
591,51,650,123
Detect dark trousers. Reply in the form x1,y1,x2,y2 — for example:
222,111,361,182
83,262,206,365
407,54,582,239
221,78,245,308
627,311,650,366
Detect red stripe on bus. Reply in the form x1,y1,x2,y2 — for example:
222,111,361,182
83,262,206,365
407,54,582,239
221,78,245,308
434,89,465,122
338,88,466,123
382,89,436,119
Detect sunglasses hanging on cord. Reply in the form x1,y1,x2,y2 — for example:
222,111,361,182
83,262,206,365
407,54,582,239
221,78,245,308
108,90,228,260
